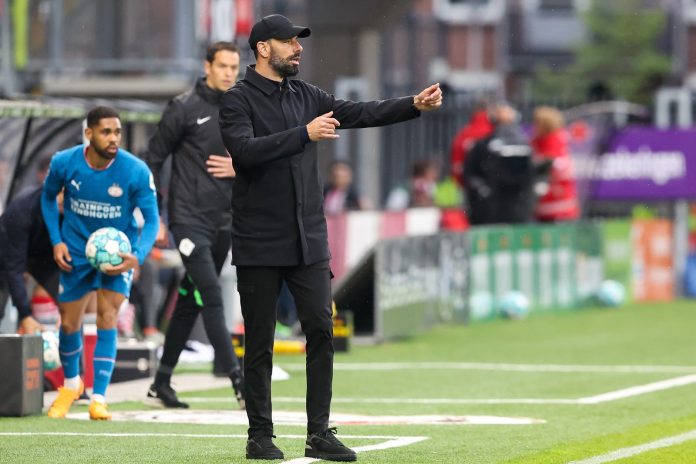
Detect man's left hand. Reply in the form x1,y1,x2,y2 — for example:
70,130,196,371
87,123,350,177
207,154,236,178
101,253,139,276
414,83,443,111
17,316,42,335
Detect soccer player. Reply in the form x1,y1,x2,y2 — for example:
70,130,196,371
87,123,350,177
42,106,159,420
143,41,244,409
219,14,442,461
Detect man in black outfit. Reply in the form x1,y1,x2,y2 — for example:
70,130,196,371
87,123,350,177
464,103,539,225
219,14,442,461
0,186,57,334
143,41,245,409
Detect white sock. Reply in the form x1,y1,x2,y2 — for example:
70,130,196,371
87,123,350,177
91,394,106,404
64,376,81,390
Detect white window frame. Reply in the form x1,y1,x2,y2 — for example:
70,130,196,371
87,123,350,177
432,0,506,24
521,0,590,12
684,0,696,23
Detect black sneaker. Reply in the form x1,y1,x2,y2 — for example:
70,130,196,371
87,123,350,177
230,369,246,410
246,435,284,460
305,427,356,461
147,383,189,409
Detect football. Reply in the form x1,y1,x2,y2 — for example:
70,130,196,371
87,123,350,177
499,290,531,319
596,280,626,307
42,331,61,371
85,227,131,271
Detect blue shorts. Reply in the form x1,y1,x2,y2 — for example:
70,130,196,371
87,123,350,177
58,261,134,302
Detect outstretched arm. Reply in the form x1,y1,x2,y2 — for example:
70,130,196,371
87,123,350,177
323,83,440,130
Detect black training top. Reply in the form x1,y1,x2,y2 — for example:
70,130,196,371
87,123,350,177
144,78,234,232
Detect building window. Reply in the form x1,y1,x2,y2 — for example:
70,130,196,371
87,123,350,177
522,0,590,11
539,0,574,11
432,0,505,23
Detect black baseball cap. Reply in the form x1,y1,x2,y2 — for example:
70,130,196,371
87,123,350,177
248,14,311,52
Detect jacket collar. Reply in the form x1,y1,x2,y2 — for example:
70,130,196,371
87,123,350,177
244,65,296,96
196,77,224,104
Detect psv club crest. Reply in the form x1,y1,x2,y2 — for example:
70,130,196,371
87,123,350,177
108,183,123,197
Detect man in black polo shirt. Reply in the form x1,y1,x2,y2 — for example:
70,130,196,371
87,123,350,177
219,14,442,461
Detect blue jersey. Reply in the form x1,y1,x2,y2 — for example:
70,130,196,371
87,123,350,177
42,144,159,265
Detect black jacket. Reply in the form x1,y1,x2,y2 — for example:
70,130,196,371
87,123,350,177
220,65,420,266
144,78,234,232
464,124,536,225
0,187,58,319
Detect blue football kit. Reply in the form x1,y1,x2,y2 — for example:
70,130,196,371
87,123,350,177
42,145,159,302
42,144,159,401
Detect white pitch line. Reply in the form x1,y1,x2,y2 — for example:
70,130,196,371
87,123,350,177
279,362,696,374
1,431,429,463
0,432,266,439
576,374,696,404
180,373,696,406
568,429,696,464
182,396,577,405
0,432,257,438
0,432,411,440
280,436,429,464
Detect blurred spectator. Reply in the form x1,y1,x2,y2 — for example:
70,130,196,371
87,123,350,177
0,186,58,334
464,103,537,225
530,106,580,222
386,160,440,210
450,100,494,188
434,175,464,208
323,160,368,215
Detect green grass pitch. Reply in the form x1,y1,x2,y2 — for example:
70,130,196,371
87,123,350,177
2,300,696,463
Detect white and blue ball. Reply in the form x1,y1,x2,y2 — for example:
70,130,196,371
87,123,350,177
85,227,131,272
469,291,494,320
498,291,530,319
596,280,626,307
42,331,61,371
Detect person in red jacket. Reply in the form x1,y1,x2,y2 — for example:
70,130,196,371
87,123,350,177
450,101,494,187
530,106,580,222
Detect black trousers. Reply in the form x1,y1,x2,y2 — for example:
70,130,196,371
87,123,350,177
158,225,240,376
237,261,334,437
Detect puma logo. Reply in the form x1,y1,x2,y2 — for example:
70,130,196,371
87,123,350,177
71,179,81,191
197,116,212,125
